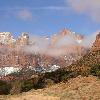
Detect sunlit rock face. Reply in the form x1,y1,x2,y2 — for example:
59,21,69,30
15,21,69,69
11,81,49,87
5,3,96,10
50,29,84,60
51,28,83,47
16,32,29,46
0,32,15,45
0,30,86,79
92,32,100,51
0,32,29,47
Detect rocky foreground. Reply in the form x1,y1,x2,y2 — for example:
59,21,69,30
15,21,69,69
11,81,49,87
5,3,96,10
0,75,100,100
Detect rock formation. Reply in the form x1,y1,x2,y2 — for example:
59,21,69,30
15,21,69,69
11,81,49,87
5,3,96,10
92,32,100,51
16,32,29,46
0,32,15,45
0,30,86,77
51,28,83,46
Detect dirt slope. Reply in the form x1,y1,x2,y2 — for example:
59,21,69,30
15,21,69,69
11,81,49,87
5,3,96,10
0,75,100,100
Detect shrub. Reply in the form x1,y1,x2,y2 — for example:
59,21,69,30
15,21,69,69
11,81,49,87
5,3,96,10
10,80,22,95
44,79,54,87
0,80,11,95
90,64,100,78
21,79,33,92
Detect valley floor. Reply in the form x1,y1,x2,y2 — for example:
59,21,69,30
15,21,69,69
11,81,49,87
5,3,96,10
0,75,100,100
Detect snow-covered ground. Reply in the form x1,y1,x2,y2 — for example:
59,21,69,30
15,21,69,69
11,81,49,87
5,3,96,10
46,65,60,72
32,65,60,73
0,67,21,76
0,65,60,77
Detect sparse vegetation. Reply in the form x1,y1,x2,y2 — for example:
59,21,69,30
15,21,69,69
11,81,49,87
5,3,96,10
0,80,11,95
10,80,22,95
0,50,100,96
1,75,100,100
90,64,100,78
21,79,34,92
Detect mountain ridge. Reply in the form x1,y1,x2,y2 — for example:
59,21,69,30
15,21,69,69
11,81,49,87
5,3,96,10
0,29,85,77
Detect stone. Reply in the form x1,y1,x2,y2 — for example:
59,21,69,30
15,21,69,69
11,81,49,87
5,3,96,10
92,32,100,51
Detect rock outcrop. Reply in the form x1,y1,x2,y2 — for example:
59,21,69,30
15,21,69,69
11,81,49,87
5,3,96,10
0,32,29,46
0,32,15,45
16,32,29,46
92,32,100,51
0,30,86,78
51,28,83,46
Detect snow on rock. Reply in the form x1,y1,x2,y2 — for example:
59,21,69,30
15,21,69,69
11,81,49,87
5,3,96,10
0,65,60,77
46,65,60,72
0,67,21,76
0,32,15,44
77,40,82,43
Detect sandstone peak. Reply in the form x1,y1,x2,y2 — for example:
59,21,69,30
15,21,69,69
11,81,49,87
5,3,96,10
0,32,30,46
96,32,100,39
51,28,84,46
59,28,71,36
0,32,15,45
16,32,29,46
21,32,29,38
92,32,100,51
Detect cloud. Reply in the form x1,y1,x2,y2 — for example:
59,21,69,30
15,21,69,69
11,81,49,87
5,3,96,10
0,6,68,11
67,0,100,22
55,35,77,47
23,34,82,56
0,6,67,20
22,30,100,57
23,35,50,54
0,9,33,21
81,31,99,48
35,6,68,10
16,9,33,21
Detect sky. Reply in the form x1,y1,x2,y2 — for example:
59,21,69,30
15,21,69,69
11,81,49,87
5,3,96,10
0,0,100,37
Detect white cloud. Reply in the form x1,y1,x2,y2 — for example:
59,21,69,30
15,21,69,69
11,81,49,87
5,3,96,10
0,6,68,11
0,6,67,21
36,6,68,10
67,0,100,22
81,31,99,48
22,30,100,57
16,9,33,21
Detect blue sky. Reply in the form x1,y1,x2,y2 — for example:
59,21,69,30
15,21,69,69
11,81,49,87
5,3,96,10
0,0,100,37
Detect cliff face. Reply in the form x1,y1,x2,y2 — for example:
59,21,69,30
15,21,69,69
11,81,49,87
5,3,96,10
0,32,32,68
0,50,37,68
0,30,86,75
0,32,15,46
51,28,83,46
64,33,100,73
0,32,29,46
16,32,29,46
92,32,100,51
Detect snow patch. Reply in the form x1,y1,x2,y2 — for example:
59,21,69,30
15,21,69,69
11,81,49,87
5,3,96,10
0,67,21,76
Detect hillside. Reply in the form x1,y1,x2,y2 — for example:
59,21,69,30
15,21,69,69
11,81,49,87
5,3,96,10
0,75,100,100
66,50,100,73
67,32,100,72
0,48,99,97
0,32,100,99
38,49,100,86
42,33,100,82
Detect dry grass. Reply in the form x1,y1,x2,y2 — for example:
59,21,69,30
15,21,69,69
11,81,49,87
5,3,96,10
0,75,100,100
